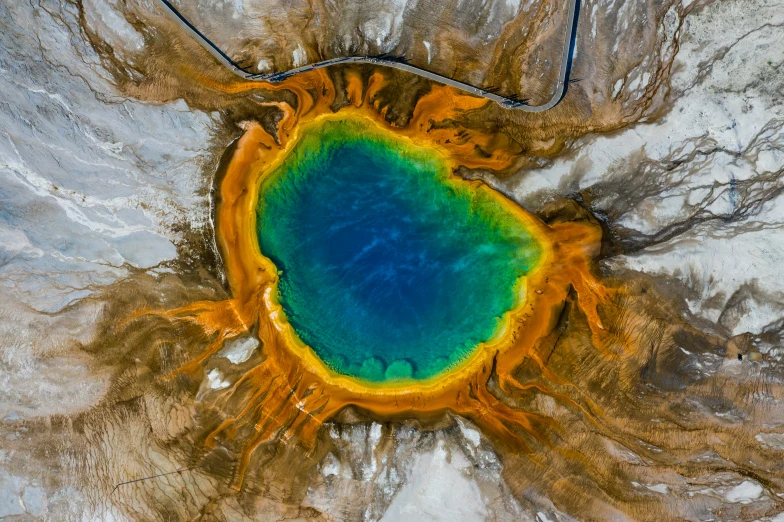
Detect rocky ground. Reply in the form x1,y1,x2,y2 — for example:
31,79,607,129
1,0,783,520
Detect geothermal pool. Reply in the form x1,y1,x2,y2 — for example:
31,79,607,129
256,117,541,383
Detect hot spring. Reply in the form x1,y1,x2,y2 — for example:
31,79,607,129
256,117,542,383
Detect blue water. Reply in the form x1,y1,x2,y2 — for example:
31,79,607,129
257,118,541,382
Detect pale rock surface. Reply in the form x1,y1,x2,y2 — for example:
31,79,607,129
0,0,215,517
0,0,216,314
307,421,547,521
380,439,489,522
218,335,260,364
507,0,784,338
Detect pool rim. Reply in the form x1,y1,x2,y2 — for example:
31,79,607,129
254,116,542,383
217,111,556,398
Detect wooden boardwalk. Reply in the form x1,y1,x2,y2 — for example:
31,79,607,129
153,0,581,112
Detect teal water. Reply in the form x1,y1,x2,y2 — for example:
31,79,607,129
256,118,541,383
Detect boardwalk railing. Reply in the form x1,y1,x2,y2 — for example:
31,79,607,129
153,0,580,112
